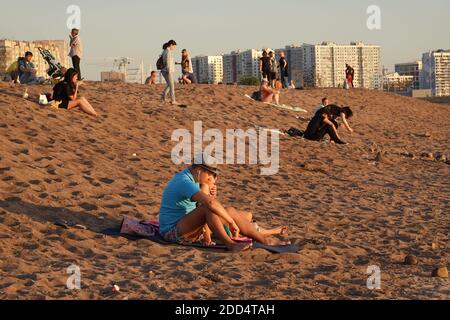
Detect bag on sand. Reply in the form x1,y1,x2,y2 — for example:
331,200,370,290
287,127,304,137
251,90,262,101
156,55,164,70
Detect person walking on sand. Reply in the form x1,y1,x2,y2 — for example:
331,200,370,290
345,64,354,88
161,40,179,105
69,28,83,80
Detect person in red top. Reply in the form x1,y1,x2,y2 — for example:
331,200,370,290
260,78,280,105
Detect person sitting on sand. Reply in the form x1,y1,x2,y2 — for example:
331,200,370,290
260,78,280,105
303,105,354,144
312,97,329,116
198,179,289,246
158,156,289,252
145,71,158,85
52,68,98,116
18,52,42,84
176,49,196,84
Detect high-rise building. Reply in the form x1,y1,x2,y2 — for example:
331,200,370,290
421,50,450,97
237,49,262,81
192,55,223,84
222,49,262,84
223,51,240,84
299,42,381,89
395,61,422,90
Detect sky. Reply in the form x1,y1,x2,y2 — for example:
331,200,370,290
1,0,449,81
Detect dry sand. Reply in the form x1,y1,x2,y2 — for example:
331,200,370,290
0,81,448,300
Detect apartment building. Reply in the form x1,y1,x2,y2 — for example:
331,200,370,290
395,61,422,90
192,55,223,84
422,50,450,97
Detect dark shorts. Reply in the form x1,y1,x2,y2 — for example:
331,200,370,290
58,100,69,109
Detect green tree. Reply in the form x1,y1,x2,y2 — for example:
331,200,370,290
238,76,260,86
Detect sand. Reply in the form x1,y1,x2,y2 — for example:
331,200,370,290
0,81,448,300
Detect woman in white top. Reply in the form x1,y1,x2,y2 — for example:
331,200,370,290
161,40,179,105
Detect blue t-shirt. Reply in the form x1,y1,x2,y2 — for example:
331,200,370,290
159,169,201,235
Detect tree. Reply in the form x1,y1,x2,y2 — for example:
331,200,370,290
238,76,260,86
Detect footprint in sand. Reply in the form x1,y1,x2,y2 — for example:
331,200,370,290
0,167,11,174
99,178,115,185
79,203,98,211
10,139,25,145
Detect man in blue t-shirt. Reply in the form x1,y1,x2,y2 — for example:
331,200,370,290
158,157,258,252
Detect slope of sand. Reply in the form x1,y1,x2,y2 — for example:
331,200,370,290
0,81,448,300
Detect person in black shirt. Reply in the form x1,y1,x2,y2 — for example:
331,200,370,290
259,50,271,82
303,105,354,144
52,68,98,116
278,50,289,88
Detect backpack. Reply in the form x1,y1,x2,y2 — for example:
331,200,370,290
156,55,164,70
52,81,67,101
251,90,261,101
287,127,304,137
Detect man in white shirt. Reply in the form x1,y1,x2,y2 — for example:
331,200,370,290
69,28,83,79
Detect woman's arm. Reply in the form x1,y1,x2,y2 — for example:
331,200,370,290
341,113,354,133
323,115,341,139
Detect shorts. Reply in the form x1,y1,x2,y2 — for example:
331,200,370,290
58,100,69,109
162,224,204,244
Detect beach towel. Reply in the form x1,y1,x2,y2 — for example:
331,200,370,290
119,216,300,254
245,94,308,113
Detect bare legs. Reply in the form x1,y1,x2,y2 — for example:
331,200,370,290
225,207,289,245
68,97,98,116
175,206,250,252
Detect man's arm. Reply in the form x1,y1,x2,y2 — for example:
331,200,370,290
192,191,234,225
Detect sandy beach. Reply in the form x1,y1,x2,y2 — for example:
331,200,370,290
0,81,448,300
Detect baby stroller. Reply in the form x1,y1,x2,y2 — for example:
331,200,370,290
38,47,66,82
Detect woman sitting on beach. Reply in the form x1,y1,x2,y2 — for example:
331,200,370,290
159,157,289,252
260,78,280,105
52,68,98,116
198,179,289,246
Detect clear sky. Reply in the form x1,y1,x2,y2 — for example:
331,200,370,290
1,0,449,80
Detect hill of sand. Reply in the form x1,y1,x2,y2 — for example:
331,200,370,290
0,81,448,300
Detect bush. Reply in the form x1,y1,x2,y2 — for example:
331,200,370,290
238,76,260,86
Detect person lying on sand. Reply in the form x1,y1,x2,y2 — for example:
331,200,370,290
158,157,289,252
198,181,289,246
287,105,353,145
52,68,98,117
260,78,280,105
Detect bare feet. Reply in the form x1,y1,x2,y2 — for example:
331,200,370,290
171,101,181,106
227,242,252,253
260,226,289,237
263,237,291,246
